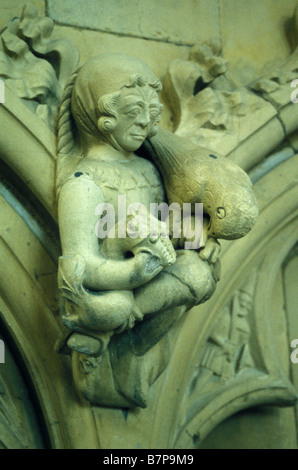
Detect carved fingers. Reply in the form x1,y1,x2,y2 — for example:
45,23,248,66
133,236,176,269
199,237,221,264
66,332,112,356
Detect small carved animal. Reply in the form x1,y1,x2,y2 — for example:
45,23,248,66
143,128,258,240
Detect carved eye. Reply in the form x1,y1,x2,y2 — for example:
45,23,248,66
216,207,226,219
126,108,139,118
149,234,159,243
149,108,160,119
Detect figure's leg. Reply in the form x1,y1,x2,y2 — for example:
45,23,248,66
134,250,220,316
62,289,139,332
62,251,219,356
61,289,143,355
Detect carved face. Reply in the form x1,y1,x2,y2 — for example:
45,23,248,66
109,84,162,152
238,291,252,316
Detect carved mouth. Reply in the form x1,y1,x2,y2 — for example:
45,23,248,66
130,134,146,139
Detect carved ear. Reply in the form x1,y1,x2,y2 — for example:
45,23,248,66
97,116,117,133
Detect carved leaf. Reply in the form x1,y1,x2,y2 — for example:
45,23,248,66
1,31,58,101
165,32,298,162
17,3,80,90
165,44,269,153
189,44,229,83
250,47,298,95
0,3,79,130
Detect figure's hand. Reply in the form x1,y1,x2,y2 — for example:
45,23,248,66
67,332,111,356
131,251,166,284
199,237,221,264
171,214,205,251
133,234,176,269
126,210,176,268
102,209,177,270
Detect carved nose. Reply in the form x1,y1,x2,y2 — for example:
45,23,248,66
137,110,150,127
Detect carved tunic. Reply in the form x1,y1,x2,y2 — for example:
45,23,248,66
72,155,165,221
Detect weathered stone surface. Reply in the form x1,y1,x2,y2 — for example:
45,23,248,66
0,0,297,450
0,0,45,31
51,25,190,79
48,0,220,46
285,252,298,428
289,130,298,151
199,406,297,449
220,0,298,84
50,25,191,128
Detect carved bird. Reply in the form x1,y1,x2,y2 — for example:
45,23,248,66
143,127,258,241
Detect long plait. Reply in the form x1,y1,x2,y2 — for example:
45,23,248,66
56,66,82,194
57,65,81,155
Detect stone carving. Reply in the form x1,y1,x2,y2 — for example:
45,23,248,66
193,275,256,392
0,3,79,130
1,2,297,449
55,53,258,407
166,38,298,170
170,258,298,449
0,374,31,449
145,127,258,241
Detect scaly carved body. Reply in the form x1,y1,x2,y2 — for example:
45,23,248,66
144,127,258,240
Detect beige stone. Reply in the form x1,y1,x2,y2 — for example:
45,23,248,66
220,0,298,84
48,0,220,46
200,406,297,449
50,24,191,130
284,252,298,428
0,0,45,32
56,54,225,407
0,0,297,450
289,130,298,150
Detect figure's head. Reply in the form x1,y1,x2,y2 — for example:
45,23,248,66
71,54,163,152
237,290,252,316
206,183,259,240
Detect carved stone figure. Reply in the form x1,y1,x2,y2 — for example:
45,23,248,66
195,277,256,392
145,127,258,241
0,2,297,449
56,53,257,407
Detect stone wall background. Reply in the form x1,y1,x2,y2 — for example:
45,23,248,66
0,0,297,449
1,0,297,129
1,0,297,87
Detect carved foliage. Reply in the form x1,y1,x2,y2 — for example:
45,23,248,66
164,21,298,160
0,3,79,130
165,45,272,155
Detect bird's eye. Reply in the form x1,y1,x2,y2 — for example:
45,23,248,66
216,207,226,219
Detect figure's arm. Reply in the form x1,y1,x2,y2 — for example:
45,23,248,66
130,215,220,318
58,176,164,291
171,213,221,264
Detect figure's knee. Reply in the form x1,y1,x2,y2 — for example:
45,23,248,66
196,258,220,303
168,250,220,305
85,290,135,330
